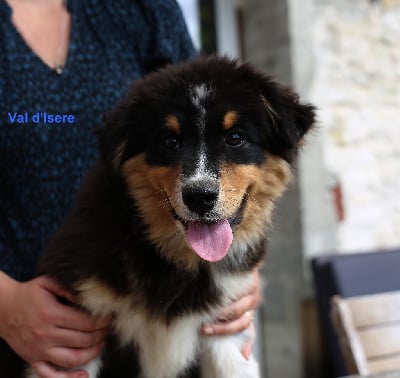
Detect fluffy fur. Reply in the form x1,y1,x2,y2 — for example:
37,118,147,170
5,56,315,378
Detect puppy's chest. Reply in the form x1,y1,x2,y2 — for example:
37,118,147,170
113,310,202,378
79,272,252,377
112,272,252,378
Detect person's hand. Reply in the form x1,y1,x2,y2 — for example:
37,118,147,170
0,273,110,378
201,268,261,359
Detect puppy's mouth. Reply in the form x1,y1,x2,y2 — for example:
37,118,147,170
170,195,248,262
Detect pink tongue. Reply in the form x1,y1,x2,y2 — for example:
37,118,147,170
187,220,233,262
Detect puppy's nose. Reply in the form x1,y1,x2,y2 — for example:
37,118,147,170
182,181,219,216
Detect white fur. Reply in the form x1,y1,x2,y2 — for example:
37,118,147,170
23,272,259,378
188,83,215,184
189,83,214,181
201,334,259,378
82,358,103,377
115,311,203,378
199,272,260,377
212,270,254,303
25,367,37,378
224,239,260,269
190,83,213,128
188,148,213,183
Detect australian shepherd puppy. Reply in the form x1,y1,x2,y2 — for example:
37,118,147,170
10,56,315,378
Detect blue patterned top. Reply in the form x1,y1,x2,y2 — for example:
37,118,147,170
0,0,196,281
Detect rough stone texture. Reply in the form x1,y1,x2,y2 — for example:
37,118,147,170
310,0,400,253
243,0,292,85
243,1,314,377
213,1,400,376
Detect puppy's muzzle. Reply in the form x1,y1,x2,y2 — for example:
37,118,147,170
182,180,219,216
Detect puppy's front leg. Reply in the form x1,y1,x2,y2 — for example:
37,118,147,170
200,330,260,378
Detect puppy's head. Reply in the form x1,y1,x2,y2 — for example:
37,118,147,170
100,56,315,268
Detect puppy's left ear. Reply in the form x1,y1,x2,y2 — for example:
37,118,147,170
97,105,130,170
259,82,316,163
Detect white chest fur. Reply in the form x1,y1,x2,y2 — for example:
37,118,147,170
115,310,203,378
110,271,255,378
25,272,258,378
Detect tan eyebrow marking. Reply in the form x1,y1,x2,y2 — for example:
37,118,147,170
260,95,279,128
222,110,239,130
165,114,181,134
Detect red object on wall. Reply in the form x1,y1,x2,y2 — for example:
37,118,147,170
332,181,345,222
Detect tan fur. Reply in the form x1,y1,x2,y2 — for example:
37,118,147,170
222,111,239,130
121,152,291,271
70,152,290,378
78,278,122,315
165,114,181,134
220,154,292,247
122,154,200,271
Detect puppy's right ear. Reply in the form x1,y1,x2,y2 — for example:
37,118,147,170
98,107,128,170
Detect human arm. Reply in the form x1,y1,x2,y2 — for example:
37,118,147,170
0,272,110,378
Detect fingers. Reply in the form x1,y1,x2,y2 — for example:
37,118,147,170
38,276,77,304
54,305,111,333
219,269,260,321
32,362,88,378
38,276,111,333
2,275,108,374
47,343,103,370
202,268,260,337
201,310,254,336
51,327,108,349
31,276,109,371
30,326,105,372
216,292,258,324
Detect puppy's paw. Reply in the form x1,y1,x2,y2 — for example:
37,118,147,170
237,354,260,378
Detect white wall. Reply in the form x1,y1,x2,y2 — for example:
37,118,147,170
310,0,400,253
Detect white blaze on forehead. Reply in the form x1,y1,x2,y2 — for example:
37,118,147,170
190,83,213,109
188,83,216,181
190,83,214,131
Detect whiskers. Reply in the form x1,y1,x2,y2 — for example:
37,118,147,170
151,188,173,211
221,187,261,207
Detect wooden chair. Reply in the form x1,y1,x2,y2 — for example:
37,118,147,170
332,291,400,376
312,250,400,377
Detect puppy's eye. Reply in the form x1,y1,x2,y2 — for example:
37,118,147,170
225,131,244,147
163,136,180,150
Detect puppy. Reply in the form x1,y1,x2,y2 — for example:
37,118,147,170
13,56,315,378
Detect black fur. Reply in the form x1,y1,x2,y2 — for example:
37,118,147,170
39,163,221,321
7,56,315,378
101,56,315,169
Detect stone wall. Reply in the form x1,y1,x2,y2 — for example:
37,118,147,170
310,0,400,253
243,1,315,377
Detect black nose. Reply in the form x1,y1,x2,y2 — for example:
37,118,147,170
182,181,219,216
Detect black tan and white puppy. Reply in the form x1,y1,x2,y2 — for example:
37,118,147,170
10,56,315,378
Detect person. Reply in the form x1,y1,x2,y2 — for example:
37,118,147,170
0,1,260,377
